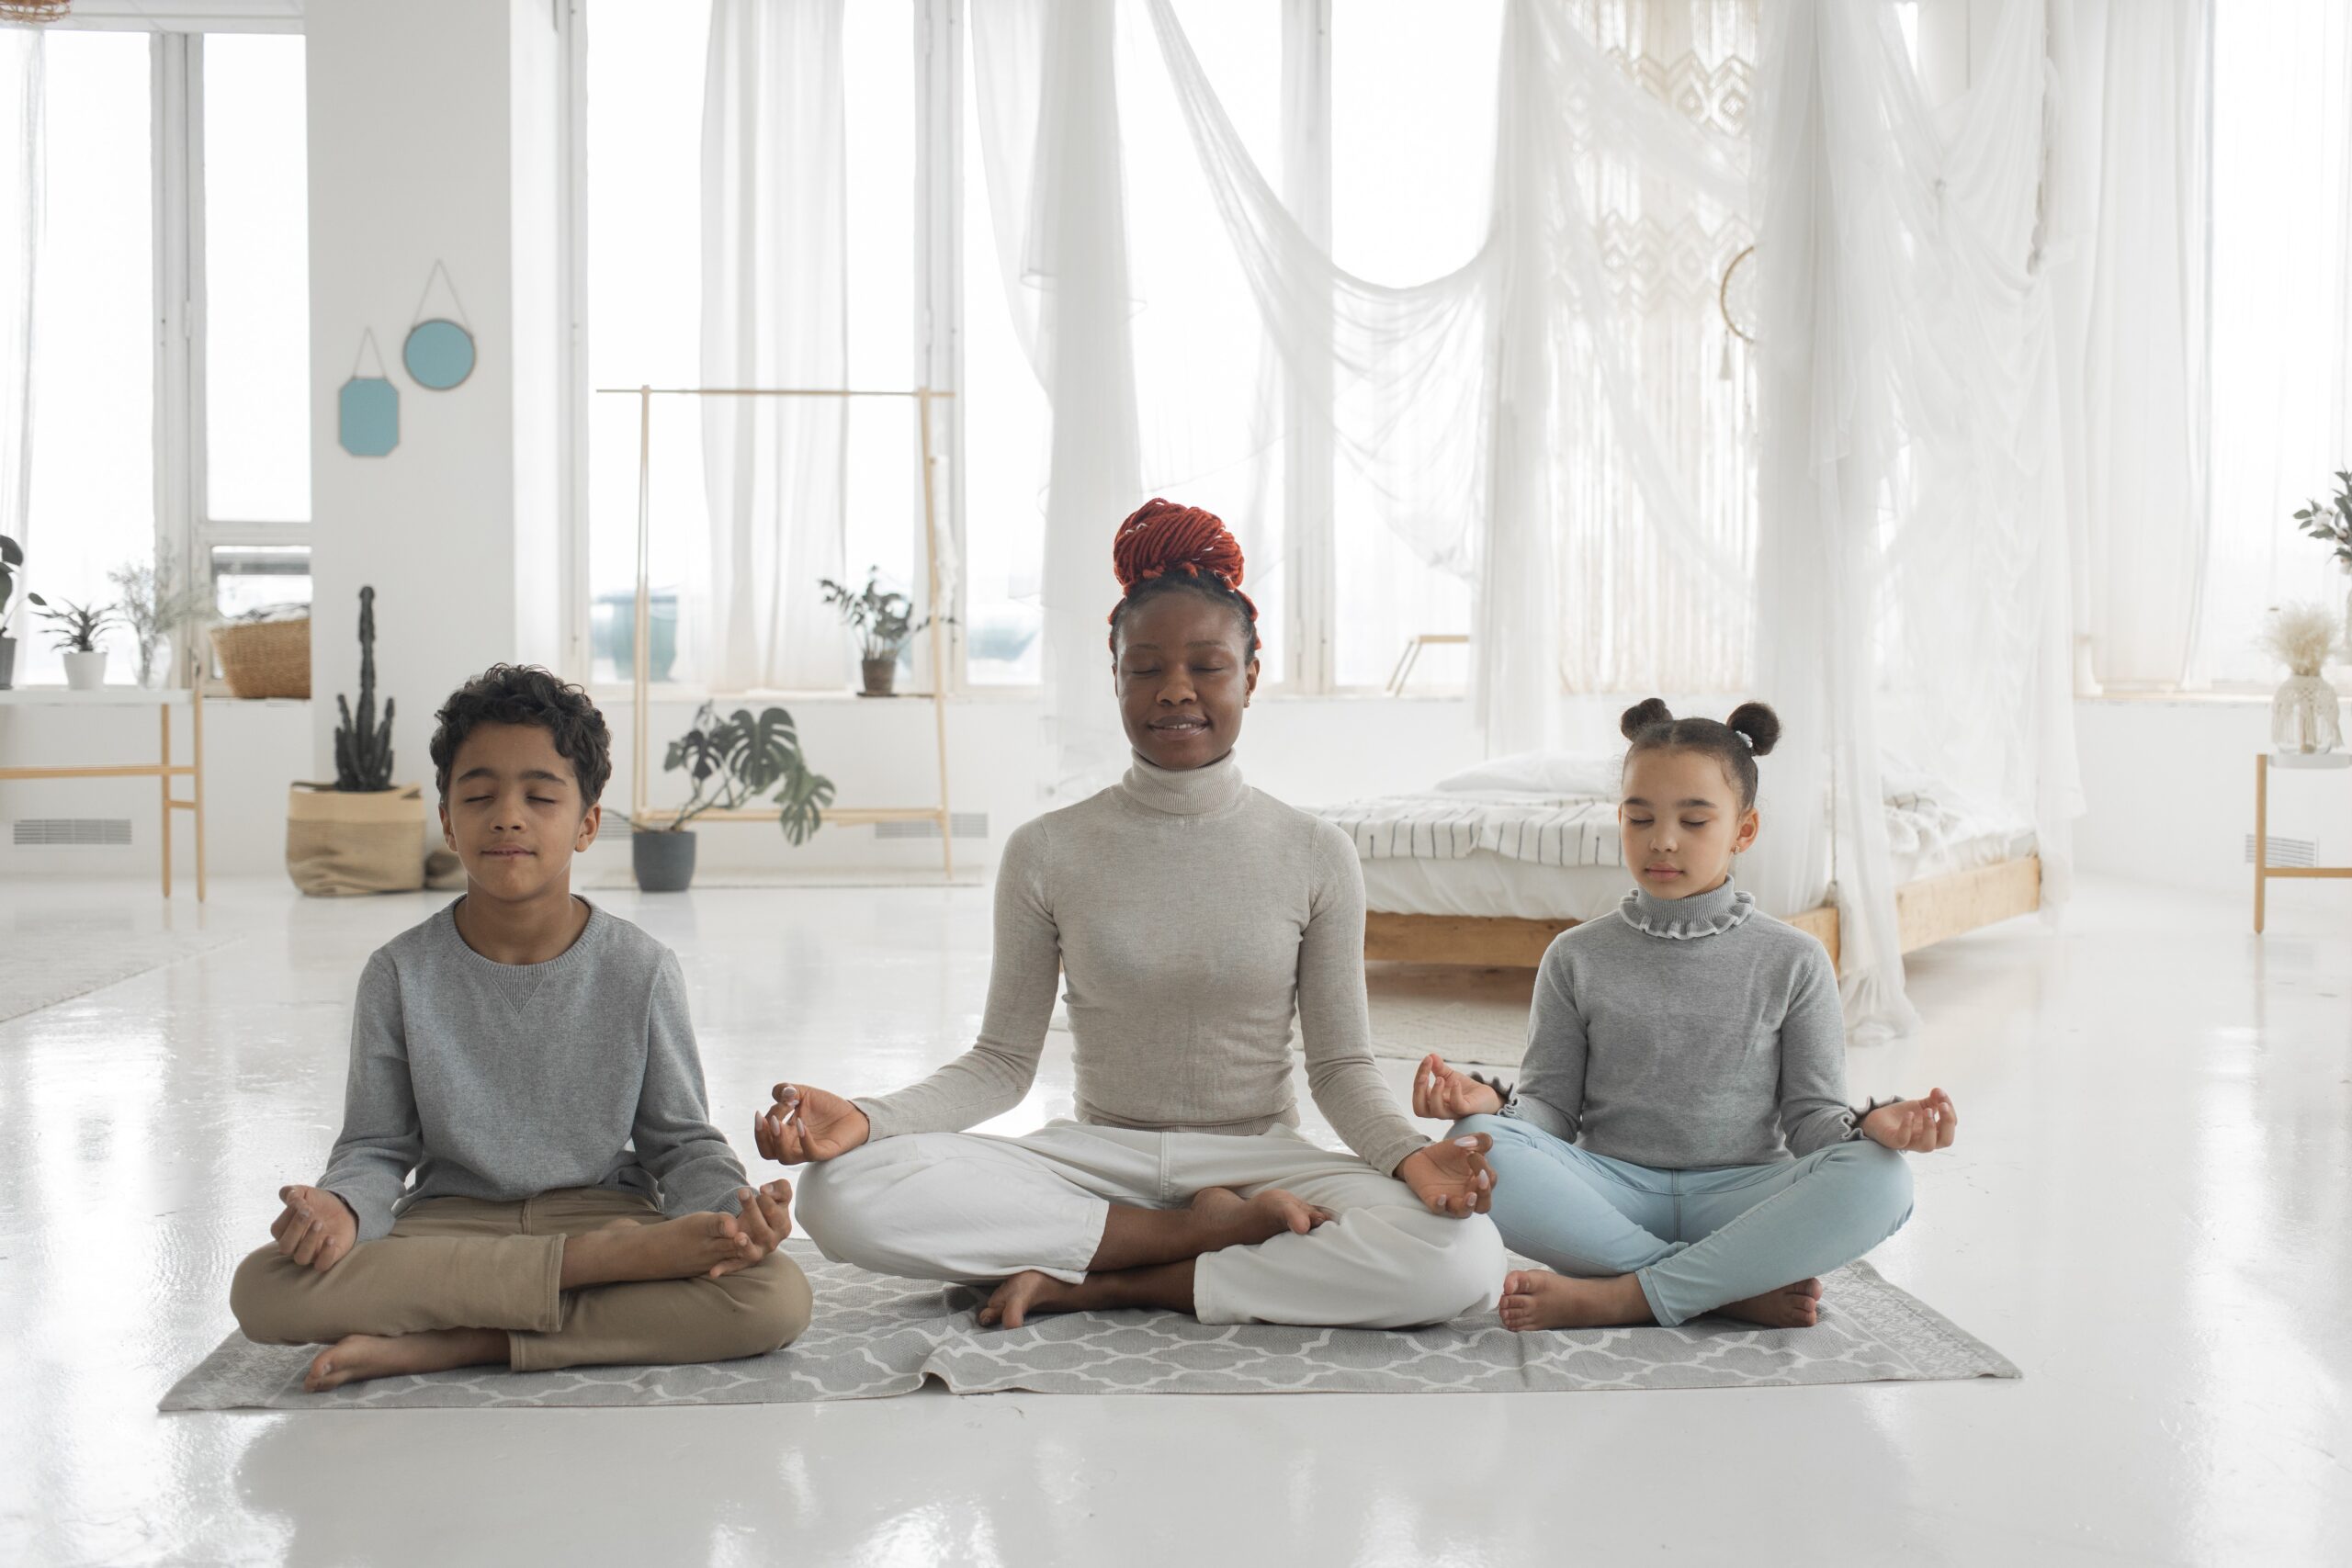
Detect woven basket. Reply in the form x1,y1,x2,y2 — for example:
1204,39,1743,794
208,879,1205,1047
211,617,311,699
0,2,74,23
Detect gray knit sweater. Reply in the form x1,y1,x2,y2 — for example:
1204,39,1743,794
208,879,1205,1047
315,900,748,1241
1502,878,1859,1168
854,750,1430,1176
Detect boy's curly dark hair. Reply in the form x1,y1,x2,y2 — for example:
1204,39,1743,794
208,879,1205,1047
429,664,612,807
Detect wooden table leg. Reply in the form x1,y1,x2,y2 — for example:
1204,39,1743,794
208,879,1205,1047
192,671,207,902
160,701,173,898
2254,753,2267,934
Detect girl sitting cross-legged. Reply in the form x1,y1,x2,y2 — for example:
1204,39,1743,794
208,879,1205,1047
756,499,1505,1332
1415,698,1958,1333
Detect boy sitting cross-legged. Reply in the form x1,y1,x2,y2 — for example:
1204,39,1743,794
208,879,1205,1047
230,664,808,1392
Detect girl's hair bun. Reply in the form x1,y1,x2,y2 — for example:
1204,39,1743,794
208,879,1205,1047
1112,499,1247,594
1619,697,1675,740
1725,701,1781,758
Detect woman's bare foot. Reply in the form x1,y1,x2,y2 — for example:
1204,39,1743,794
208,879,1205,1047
977,1270,1085,1328
1188,1186,1335,1249
1717,1277,1824,1328
303,1327,506,1393
978,1259,1200,1328
559,1211,755,1288
1498,1269,1655,1330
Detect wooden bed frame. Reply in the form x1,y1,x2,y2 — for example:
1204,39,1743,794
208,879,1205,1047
1363,854,2043,972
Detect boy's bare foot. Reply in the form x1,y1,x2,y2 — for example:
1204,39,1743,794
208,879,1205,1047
1188,1186,1335,1249
1717,1277,1824,1328
303,1327,506,1393
560,1211,755,1288
1498,1269,1655,1330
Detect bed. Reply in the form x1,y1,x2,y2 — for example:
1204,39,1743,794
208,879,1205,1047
1311,758,2041,971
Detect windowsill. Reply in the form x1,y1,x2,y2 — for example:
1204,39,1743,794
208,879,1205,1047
585,683,1474,705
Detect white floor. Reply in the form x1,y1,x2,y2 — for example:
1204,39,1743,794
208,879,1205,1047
2,871,2347,1567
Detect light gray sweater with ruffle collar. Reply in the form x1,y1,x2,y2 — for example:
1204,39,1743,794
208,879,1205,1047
1502,878,1860,1168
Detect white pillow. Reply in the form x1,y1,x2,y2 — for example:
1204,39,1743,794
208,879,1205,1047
1435,750,1623,797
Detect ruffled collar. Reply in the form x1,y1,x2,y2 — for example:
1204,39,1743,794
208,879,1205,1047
1619,878,1754,941
1119,749,1249,818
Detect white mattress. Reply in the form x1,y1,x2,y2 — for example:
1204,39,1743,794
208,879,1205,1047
1324,791,2033,921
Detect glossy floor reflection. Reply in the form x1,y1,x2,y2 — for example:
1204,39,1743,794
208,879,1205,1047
2,874,2346,1566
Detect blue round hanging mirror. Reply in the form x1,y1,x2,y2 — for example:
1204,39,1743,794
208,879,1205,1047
403,318,476,390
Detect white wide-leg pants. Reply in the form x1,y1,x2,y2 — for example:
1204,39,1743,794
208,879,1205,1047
794,1121,1506,1328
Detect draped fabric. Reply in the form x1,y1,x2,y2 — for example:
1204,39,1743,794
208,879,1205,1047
965,0,2081,1033
1747,0,2081,1034
698,0,850,692
0,32,39,575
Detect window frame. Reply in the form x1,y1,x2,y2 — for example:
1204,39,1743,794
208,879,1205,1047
44,10,312,686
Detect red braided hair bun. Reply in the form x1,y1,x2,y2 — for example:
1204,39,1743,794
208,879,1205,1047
1107,500,1259,650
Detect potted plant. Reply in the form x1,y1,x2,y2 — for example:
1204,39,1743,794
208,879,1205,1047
34,597,120,690
627,701,835,892
285,586,429,896
0,533,22,689
2257,602,2342,755
109,557,215,689
2294,469,2352,653
820,568,944,697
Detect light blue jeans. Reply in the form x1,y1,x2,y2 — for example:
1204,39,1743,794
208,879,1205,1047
1453,1114,1915,1327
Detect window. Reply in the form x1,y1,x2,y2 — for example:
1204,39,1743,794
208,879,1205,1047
582,0,927,691
11,26,309,689
2198,0,2352,685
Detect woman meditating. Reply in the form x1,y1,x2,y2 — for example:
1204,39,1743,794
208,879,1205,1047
1416,699,1958,1332
760,499,1504,1329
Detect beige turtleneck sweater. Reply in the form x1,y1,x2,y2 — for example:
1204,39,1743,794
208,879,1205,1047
853,750,1430,1177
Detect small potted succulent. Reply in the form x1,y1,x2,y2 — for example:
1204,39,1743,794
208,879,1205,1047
628,701,835,892
35,596,121,690
820,568,944,697
0,533,23,689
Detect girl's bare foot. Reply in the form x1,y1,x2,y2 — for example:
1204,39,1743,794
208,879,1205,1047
1498,1269,1655,1330
1717,1277,1824,1328
560,1211,755,1288
1188,1186,1335,1249
303,1327,506,1393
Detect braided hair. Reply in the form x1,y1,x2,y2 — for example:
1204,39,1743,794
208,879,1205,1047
1619,697,1781,809
1106,498,1261,662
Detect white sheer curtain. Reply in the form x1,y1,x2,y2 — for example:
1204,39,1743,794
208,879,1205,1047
698,0,849,692
2046,0,2212,692
2199,0,2352,683
1747,0,2080,1035
0,31,38,586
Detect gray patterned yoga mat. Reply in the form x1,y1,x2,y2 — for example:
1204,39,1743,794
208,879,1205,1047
161,1242,2017,1410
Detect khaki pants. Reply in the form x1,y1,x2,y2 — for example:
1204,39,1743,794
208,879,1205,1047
230,1187,811,1372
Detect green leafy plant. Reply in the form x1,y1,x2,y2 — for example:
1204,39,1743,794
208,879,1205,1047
331,586,397,792
108,557,215,686
642,701,835,844
820,568,945,663
34,596,119,654
2292,470,2352,570
0,533,23,635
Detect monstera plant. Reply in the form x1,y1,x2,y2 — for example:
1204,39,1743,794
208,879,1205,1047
628,702,835,892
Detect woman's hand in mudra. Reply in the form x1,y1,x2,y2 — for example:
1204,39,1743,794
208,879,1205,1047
1396,1134,1497,1218
753,1082,872,1165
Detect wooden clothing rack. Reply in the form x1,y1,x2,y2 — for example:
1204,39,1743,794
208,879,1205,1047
594,384,957,879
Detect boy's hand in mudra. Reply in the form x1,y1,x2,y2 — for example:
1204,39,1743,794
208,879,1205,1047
270,1184,357,1272
1860,1087,1959,1152
1411,1053,1504,1120
1397,1134,1497,1217
753,1082,872,1166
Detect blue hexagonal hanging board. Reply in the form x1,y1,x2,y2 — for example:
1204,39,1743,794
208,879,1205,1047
339,329,398,457
402,260,477,391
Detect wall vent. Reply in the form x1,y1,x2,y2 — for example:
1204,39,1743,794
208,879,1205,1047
14,818,134,848
874,812,989,841
2245,833,2319,868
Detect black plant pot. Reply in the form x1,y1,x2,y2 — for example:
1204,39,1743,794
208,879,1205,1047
632,828,697,892
0,635,14,690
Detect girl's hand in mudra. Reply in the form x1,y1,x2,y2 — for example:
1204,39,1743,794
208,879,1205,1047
1397,1134,1497,1218
1860,1087,1958,1153
753,1082,872,1165
1411,1053,1504,1120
